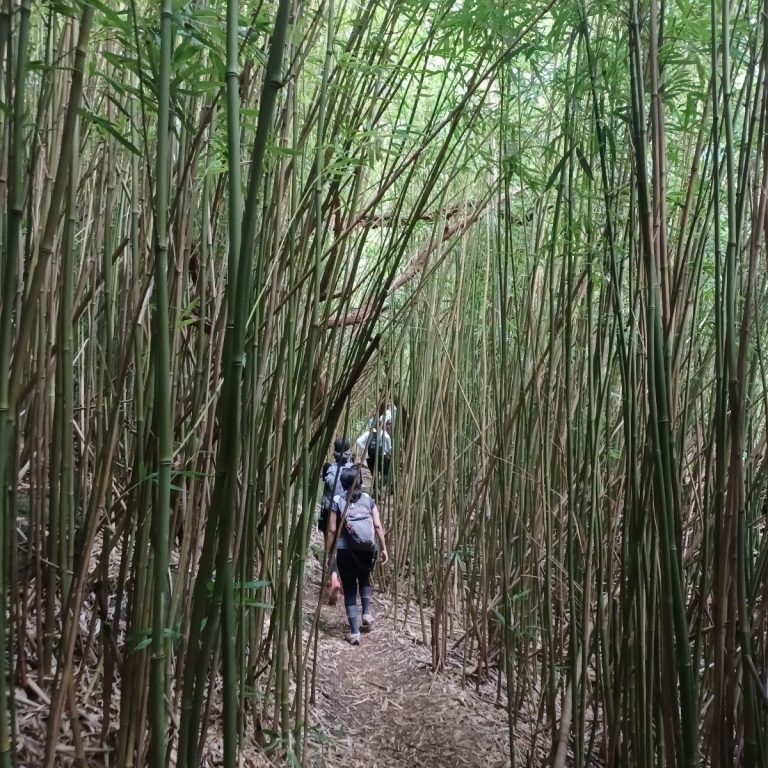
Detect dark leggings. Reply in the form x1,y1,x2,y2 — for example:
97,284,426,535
336,549,375,630
366,454,390,486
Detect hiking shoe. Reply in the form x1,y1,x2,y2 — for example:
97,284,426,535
347,632,360,645
327,572,341,606
361,613,374,632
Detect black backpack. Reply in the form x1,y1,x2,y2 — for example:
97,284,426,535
367,431,380,460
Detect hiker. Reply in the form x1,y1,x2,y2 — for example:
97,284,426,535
320,437,355,532
320,437,355,604
326,465,388,645
382,417,393,486
355,419,392,489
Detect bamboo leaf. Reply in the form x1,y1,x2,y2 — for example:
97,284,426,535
87,0,128,31
82,109,140,155
575,146,594,180
544,150,569,192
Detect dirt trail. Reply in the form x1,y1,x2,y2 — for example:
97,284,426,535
303,551,511,768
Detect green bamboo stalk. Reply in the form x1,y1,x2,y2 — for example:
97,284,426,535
58,108,78,650
0,1,31,763
148,0,174,763
708,0,729,759
178,4,292,765
629,2,698,763
220,0,243,762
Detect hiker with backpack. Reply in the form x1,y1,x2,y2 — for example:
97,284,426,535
320,437,355,604
382,416,393,487
320,437,355,533
326,465,389,645
355,419,392,490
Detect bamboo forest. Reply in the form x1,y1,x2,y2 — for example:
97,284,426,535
3,0,768,765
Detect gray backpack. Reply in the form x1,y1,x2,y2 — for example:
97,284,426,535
323,461,353,507
336,493,376,551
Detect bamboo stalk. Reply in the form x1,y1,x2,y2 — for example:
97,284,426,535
148,0,174,763
0,2,31,762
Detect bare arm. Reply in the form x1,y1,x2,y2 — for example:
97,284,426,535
326,508,337,555
371,504,388,564
355,432,368,455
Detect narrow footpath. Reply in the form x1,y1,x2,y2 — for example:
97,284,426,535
304,536,512,768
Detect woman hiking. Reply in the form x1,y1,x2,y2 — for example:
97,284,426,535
326,465,389,644
320,437,355,604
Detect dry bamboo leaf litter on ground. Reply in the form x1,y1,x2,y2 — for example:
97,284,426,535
15,512,537,767
302,526,520,768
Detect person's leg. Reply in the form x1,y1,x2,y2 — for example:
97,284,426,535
324,521,341,605
336,550,360,635
327,551,341,605
381,456,390,487
358,552,375,628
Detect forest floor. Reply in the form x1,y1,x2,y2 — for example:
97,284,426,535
302,550,513,768
13,480,523,767
301,465,516,767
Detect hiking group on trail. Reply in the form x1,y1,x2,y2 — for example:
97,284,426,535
319,417,392,644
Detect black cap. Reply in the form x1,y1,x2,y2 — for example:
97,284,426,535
334,437,350,454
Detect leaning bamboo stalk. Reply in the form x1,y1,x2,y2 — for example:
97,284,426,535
292,2,334,757
8,7,93,412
